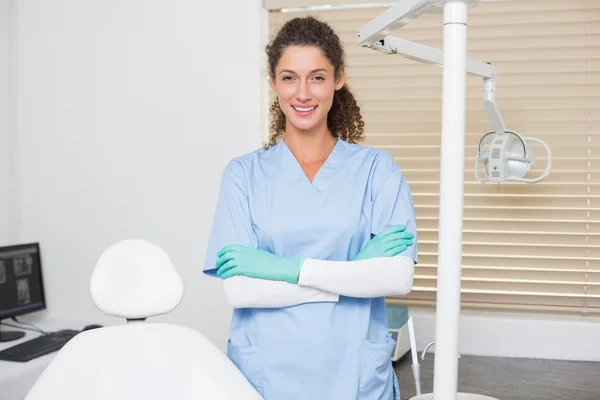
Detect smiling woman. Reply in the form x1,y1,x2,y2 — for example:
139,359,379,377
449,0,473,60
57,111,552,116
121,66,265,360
202,15,419,400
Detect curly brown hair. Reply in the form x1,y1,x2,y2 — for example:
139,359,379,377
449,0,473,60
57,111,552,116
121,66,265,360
264,15,365,149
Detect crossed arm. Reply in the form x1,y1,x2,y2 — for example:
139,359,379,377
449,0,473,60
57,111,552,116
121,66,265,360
222,256,415,308
218,226,416,308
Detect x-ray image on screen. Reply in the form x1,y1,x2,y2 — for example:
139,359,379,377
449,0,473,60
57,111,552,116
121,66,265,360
17,278,31,305
0,243,45,321
14,257,33,277
0,260,6,284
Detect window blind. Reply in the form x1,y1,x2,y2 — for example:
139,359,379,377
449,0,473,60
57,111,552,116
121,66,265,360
267,0,600,314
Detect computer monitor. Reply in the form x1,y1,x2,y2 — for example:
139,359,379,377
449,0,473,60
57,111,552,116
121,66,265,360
0,243,46,342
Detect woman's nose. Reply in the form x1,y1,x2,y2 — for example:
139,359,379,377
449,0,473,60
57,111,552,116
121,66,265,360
296,81,312,101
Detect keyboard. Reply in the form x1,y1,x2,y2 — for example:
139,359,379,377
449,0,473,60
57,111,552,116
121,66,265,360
0,329,80,362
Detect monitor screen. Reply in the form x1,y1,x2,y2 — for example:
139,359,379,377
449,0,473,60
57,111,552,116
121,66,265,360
0,243,46,320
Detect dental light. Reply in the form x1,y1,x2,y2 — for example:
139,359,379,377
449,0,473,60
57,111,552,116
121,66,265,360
359,1,533,399
475,130,552,184
359,0,551,186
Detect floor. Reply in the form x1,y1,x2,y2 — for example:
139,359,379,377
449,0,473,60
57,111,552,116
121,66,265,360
393,352,600,400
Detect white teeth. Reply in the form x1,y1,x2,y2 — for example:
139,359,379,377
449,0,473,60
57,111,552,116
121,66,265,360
293,106,316,112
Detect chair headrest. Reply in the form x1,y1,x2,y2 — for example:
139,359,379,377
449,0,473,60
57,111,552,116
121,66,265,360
90,239,184,320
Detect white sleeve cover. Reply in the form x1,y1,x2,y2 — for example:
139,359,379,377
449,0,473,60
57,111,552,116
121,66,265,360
297,256,415,298
222,276,339,309
221,256,414,308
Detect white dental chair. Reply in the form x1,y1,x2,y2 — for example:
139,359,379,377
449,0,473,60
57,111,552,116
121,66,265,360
24,239,263,400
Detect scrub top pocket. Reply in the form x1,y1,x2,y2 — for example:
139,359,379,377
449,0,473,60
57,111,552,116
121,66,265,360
227,340,265,397
358,335,398,400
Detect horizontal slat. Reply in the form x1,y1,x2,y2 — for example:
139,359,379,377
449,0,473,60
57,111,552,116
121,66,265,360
468,0,600,15
383,143,590,156
587,285,600,296
418,242,600,259
347,59,596,77
414,206,600,221
365,133,598,149
347,79,600,95
416,266,600,281
411,276,600,303
266,0,597,13
348,83,600,100
266,0,385,10
580,297,600,309
360,108,598,121
387,298,600,315
397,290,590,309
404,170,597,185
336,23,598,45
358,97,598,113
417,253,600,270
412,194,600,209
582,272,600,284
353,84,598,100
414,276,593,295
396,157,597,171
416,218,600,235
384,145,590,159
378,145,588,159
410,182,600,196
366,122,600,134
416,230,596,247
348,46,599,68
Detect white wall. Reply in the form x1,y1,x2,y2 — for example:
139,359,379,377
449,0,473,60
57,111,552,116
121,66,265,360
12,0,266,350
0,0,10,245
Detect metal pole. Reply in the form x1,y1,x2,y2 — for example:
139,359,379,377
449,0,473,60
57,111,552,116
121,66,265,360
433,1,468,399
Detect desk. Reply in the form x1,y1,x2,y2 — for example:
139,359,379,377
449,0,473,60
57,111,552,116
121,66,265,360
0,320,90,400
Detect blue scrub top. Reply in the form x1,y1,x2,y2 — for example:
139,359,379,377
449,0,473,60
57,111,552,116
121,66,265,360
203,138,418,400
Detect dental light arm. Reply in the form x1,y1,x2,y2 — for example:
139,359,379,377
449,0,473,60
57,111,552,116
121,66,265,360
362,34,506,138
357,0,481,48
358,0,551,185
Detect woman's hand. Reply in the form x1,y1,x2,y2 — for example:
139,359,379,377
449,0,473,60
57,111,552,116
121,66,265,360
215,244,304,283
354,225,414,261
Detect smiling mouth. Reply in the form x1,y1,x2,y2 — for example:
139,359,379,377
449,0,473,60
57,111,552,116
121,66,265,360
292,105,317,114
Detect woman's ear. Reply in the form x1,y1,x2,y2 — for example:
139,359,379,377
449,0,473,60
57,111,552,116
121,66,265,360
335,66,346,90
269,76,276,92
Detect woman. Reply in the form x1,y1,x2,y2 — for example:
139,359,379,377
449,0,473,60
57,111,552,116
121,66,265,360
203,16,418,400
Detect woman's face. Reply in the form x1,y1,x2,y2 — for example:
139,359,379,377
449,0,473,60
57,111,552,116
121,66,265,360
270,45,345,134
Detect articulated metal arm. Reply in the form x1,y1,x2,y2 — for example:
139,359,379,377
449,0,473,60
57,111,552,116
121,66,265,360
357,0,481,47
357,0,506,137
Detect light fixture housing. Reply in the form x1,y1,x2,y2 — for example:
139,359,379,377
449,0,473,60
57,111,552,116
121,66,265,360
475,130,552,183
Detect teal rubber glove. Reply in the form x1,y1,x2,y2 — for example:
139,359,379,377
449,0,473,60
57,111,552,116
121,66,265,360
354,225,414,261
216,244,305,284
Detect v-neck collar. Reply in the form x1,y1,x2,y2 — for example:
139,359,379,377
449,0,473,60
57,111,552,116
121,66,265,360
278,137,344,195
